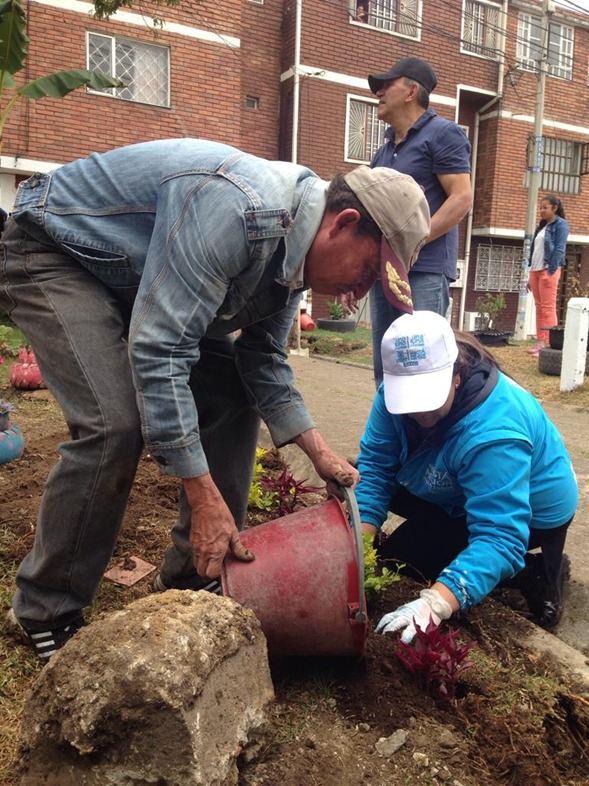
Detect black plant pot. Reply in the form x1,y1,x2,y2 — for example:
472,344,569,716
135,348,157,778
472,330,512,347
548,326,564,351
316,318,356,333
548,325,589,351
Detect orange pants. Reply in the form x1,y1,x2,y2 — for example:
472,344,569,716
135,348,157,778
528,268,561,343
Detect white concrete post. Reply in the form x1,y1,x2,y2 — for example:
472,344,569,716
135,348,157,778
560,298,589,392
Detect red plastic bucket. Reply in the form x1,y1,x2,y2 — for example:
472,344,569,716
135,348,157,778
300,312,315,331
221,490,368,657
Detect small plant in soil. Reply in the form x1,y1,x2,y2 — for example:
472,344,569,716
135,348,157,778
260,468,323,517
248,448,276,512
326,299,346,320
363,533,402,599
395,619,477,701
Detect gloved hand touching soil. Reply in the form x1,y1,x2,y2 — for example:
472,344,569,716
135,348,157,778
376,587,453,644
184,473,254,579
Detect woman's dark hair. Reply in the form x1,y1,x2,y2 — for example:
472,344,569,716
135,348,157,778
452,330,512,382
325,173,381,243
538,194,565,229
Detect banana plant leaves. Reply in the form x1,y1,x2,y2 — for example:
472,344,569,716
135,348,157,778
19,69,122,99
0,0,121,147
0,0,28,78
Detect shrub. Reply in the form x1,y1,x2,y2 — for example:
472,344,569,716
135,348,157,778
396,619,476,701
363,534,401,599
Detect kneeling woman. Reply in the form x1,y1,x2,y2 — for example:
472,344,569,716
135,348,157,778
357,311,577,643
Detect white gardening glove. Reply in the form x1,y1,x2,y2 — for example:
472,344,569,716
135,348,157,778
375,588,453,644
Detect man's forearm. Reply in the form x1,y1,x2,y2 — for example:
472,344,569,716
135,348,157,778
428,193,472,243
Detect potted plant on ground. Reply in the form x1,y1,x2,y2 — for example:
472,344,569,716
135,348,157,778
316,300,356,333
547,274,589,350
473,292,511,346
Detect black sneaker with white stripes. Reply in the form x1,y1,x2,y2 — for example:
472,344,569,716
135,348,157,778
5,608,85,661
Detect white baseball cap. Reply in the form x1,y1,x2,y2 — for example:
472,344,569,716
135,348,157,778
381,311,458,414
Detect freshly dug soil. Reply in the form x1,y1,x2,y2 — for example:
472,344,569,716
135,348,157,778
1,389,588,786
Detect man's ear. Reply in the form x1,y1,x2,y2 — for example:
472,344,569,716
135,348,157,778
327,208,362,238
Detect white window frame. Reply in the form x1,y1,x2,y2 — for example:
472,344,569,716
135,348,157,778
461,0,501,61
517,12,574,81
348,0,421,41
86,32,170,107
345,96,387,164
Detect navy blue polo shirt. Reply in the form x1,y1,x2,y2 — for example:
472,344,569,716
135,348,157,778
371,108,471,280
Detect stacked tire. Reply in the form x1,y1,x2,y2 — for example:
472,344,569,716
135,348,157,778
538,347,589,376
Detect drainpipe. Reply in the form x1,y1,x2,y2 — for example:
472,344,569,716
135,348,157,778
290,0,309,355
458,0,508,330
291,0,302,165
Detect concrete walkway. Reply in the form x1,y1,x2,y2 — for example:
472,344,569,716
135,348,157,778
282,353,589,662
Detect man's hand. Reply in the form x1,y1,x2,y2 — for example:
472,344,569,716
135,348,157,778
183,474,254,579
375,588,453,644
293,428,360,497
337,292,359,316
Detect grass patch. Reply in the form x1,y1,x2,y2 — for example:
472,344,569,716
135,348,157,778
301,325,373,365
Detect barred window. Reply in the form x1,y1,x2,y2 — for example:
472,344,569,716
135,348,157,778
475,245,524,292
345,97,387,163
517,13,573,80
461,1,501,60
539,137,582,195
87,33,170,107
525,137,583,195
350,0,420,39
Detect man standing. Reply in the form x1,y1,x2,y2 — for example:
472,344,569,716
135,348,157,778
367,56,473,386
0,139,429,660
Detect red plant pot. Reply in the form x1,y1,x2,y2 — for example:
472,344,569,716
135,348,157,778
9,349,46,390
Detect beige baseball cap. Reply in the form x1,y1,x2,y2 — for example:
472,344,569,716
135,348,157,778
344,166,430,313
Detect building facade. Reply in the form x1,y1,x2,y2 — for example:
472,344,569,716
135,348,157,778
2,0,589,332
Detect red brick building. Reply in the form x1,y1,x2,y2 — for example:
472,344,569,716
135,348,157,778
2,0,589,332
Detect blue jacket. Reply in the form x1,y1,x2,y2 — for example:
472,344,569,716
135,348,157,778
528,215,569,275
371,109,471,280
11,139,327,478
355,372,578,610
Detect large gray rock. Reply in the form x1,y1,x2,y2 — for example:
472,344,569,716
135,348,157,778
18,590,274,786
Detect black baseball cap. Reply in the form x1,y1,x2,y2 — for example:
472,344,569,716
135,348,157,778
368,56,438,95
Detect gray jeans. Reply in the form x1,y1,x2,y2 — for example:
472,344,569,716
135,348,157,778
0,220,260,629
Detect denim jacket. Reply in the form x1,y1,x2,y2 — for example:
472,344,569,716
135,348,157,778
12,139,328,477
528,215,570,275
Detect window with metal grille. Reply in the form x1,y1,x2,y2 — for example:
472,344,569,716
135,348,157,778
525,136,582,195
87,32,170,107
461,1,501,59
350,0,420,39
345,98,387,163
517,13,573,80
475,245,524,292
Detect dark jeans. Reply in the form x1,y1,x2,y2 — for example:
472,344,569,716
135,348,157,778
377,489,570,588
370,272,450,387
0,221,260,628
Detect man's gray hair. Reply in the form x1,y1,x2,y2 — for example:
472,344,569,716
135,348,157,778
325,174,381,243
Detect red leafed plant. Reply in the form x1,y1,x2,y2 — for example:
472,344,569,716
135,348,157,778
395,619,477,701
260,469,322,517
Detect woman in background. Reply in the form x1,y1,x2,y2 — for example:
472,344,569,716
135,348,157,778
527,195,570,356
